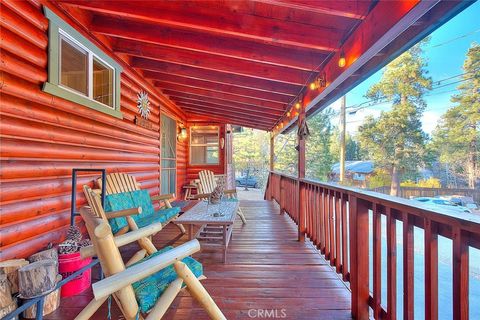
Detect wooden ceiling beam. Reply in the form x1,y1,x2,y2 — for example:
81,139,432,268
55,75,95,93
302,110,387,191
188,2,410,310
170,95,284,117
177,100,280,121
252,0,371,20
181,107,273,127
59,0,342,51
154,78,292,104
186,113,268,130
120,42,311,85
158,84,286,112
91,16,329,70
142,69,300,97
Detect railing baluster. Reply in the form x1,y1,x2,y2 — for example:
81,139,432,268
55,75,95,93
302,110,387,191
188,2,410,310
453,227,469,320
335,191,342,273
298,181,305,241
324,188,330,258
386,208,397,320
320,187,326,254
341,193,348,281
349,196,370,320
373,203,382,319
424,219,438,320
329,189,335,266
403,212,414,320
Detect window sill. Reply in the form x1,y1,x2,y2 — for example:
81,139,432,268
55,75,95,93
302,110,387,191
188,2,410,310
43,82,123,119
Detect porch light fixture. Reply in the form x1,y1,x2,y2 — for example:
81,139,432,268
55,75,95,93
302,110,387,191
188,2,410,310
177,126,187,142
338,49,346,68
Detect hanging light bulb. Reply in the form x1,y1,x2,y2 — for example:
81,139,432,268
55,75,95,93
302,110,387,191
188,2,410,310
295,101,301,110
280,122,284,128
295,111,299,117
338,49,346,68
286,111,291,117
309,81,317,90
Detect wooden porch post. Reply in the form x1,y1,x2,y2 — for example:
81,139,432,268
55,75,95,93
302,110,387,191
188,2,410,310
269,133,274,172
265,133,275,201
297,109,306,242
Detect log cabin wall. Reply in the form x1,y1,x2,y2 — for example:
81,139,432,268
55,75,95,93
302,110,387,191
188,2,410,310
0,0,188,260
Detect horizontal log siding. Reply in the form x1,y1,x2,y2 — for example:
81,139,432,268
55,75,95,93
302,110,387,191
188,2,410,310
0,0,187,260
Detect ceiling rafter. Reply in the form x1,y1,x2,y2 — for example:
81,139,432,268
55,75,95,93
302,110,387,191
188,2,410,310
91,15,329,70
60,0,344,51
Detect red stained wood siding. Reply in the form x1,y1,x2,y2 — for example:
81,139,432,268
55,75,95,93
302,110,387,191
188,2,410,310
0,0,188,260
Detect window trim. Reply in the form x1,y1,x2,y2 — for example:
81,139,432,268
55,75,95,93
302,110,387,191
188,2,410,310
43,7,123,119
189,126,220,166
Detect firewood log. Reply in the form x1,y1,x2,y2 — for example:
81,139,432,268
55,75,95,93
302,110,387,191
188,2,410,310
28,248,58,264
0,259,29,294
18,260,57,298
0,299,17,319
0,274,13,308
23,276,61,318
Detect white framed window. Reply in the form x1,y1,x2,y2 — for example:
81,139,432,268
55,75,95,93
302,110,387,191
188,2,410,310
43,7,122,118
190,126,220,165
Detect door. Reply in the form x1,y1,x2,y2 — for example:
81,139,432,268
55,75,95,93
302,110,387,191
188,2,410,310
161,114,176,195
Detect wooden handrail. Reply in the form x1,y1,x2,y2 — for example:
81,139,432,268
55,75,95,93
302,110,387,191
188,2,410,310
265,171,480,320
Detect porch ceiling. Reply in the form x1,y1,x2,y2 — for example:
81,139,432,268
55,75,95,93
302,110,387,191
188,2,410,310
56,0,471,131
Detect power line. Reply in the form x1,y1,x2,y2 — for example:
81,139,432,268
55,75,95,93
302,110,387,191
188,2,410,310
428,28,480,48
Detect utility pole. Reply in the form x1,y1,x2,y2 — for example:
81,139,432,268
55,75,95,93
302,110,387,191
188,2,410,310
339,95,346,183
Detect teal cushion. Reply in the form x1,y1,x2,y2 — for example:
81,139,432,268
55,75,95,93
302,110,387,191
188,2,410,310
131,246,203,313
135,214,164,229
104,192,134,234
129,190,156,223
155,207,180,224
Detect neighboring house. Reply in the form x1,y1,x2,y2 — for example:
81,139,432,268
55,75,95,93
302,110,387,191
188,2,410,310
329,161,374,187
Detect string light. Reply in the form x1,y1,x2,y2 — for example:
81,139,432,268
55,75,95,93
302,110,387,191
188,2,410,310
309,81,317,90
286,111,291,117
338,49,346,68
295,101,301,110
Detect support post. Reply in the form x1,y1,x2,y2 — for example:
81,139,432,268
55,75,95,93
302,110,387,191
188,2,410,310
269,133,274,172
297,108,306,242
339,95,346,183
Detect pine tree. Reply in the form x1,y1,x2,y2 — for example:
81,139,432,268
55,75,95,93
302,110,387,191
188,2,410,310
358,41,431,196
431,43,479,188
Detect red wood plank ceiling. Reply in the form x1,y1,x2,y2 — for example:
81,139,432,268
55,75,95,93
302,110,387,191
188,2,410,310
57,0,472,131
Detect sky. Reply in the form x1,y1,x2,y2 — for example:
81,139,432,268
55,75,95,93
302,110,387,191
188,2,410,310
328,1,480,135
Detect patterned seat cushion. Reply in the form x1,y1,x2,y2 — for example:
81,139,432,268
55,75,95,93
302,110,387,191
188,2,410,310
129,190,156,223
131,246,203,313
155,207,180,224
104,192,134,234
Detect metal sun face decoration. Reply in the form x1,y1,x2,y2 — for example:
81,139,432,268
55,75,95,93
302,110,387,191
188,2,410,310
136,91,151,119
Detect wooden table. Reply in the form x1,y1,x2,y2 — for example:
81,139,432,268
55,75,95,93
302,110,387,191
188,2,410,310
174,200,238,263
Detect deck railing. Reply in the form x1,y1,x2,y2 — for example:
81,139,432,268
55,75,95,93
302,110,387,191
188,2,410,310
265,171,480,320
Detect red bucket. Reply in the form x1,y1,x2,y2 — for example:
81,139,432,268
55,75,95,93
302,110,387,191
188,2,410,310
58,252,92,297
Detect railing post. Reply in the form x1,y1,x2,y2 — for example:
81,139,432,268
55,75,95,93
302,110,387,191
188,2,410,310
349,196,369,320
297,107,306,242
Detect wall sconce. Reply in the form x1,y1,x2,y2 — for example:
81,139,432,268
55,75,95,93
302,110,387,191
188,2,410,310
177,126,187,142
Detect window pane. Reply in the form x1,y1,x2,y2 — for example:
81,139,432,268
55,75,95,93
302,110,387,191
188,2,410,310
191,146,207,164
60,38,88,95
93,58,113,107
190,126,219,165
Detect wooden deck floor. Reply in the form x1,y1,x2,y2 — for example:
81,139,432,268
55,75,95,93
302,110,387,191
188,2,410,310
47,200,352,319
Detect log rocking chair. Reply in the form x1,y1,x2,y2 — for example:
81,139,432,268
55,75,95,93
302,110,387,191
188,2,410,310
94,172,186,236
76,196,225,319
197,170,247,224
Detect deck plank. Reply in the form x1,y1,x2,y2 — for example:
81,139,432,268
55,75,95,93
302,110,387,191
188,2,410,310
47,199,352,319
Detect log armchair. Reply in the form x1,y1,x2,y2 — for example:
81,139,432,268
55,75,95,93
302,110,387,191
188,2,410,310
197,170,247,224
95,173,185,235
76,205,225,320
